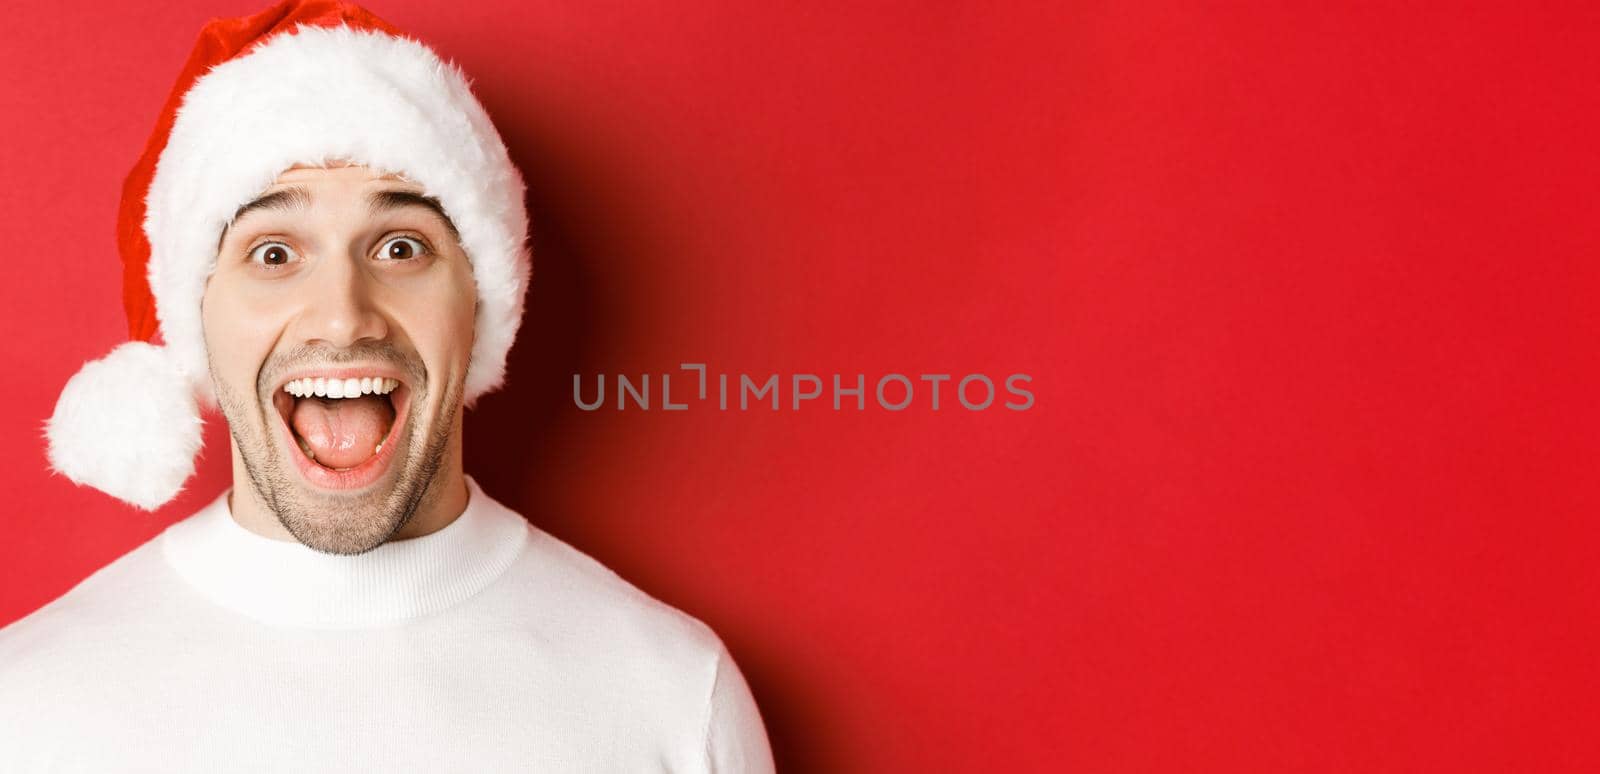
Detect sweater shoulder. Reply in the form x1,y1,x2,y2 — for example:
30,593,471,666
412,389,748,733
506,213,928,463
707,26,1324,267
493,516,728,667
0,531,174,676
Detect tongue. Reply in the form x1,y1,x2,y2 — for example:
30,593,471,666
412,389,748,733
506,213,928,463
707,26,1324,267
290,394,393,469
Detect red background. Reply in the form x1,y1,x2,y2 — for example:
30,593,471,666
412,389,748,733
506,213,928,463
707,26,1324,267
3,3,1598,771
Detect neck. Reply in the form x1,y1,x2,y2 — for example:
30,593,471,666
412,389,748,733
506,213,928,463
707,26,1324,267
161,473,531,628
225,424,468,545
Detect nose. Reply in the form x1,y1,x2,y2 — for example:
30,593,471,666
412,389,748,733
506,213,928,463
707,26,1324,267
293,252,389,350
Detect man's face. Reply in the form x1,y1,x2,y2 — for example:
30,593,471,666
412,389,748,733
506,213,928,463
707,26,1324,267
202,164,476,554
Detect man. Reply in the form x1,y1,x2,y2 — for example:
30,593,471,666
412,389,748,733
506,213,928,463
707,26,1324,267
0,2,776,771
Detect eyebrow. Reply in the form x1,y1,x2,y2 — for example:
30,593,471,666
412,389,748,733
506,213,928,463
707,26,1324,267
368,189,460,239
222,185,462,242
231,186,312,222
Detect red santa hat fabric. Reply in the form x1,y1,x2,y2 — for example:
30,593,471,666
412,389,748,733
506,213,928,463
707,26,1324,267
45,0,531,510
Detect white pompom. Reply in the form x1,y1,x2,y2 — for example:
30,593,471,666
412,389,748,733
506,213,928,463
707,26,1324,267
44,342,205,511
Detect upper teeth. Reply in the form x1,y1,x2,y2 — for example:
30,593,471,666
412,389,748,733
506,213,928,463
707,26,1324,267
283,377,400,399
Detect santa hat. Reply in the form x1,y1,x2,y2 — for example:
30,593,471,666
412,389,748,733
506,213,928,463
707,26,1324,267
43,0,531,511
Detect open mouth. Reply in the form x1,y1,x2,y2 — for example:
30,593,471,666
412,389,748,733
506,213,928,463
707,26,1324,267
270,372,412,490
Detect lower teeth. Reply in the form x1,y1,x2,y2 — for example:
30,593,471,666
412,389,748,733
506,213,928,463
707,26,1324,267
293,437,385,465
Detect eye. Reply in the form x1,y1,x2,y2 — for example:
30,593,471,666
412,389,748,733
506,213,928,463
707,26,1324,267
248,241,298,267
377,235,429,261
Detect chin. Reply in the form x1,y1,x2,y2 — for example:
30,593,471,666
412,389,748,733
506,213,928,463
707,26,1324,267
275,494,412,555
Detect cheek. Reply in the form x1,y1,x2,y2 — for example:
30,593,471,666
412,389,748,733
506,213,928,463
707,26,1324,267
201,278,280,389
451,270,477,346
407,263,477,368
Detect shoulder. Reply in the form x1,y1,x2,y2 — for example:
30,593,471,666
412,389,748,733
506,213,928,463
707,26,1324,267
0,533,170,656
496,516,728,667
0,531,180,718
468,499,758,749
470,491,732,686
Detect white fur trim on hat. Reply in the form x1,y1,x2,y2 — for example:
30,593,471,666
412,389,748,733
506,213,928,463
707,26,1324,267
45,342,205,511
147,24,531,405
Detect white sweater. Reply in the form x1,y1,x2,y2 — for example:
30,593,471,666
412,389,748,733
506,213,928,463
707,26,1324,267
0,476,775,773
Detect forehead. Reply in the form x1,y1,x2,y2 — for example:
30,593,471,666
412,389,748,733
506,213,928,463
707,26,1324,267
269,163,420,189
222,162,460,242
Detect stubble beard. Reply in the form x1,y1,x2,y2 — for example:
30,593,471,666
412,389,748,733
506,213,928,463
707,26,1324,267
209,344,462,555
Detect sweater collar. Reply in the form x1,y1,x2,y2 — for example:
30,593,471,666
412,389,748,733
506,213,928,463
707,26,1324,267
161,475,529,629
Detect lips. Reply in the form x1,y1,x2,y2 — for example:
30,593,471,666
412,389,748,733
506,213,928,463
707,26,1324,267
269,373,412,491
